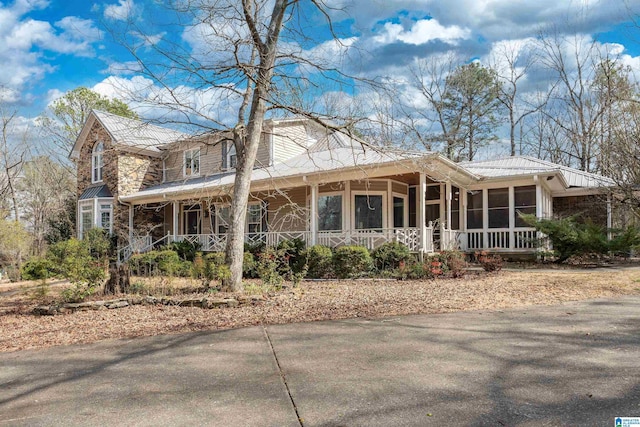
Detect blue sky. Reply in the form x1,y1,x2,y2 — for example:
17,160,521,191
2,0,640,128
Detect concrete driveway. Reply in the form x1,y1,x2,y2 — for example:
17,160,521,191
1,296,639,426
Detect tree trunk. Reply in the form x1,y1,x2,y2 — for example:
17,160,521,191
105,261,130,295
222,0,288,292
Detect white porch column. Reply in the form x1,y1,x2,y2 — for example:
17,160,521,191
128,203,134,242
482,189,489,249
172,201,179,237
508,186,515,250
535,178,543,219
607,193,612,241
344,180,351,244
310,184,318,246
419,172,427,253
445,181,452,229
387,180,393,229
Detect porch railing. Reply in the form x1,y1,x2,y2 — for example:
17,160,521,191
462,228,540,251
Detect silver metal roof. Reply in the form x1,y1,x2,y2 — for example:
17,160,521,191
93,110,188,153
462,156,615,188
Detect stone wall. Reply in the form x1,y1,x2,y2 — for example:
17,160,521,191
78,120,164,242
552,195,607,227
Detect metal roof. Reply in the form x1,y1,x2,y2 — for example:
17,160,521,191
462,156,615,188
92,110,188,153
79,185,113,200
121,145,433,202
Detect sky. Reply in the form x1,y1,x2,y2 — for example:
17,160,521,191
3,0,640,148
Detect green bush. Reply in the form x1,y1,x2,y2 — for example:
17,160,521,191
21,257,57,280
306,245,333,278
84,228,113,260
256,247,284,288
521,214,616,262
277,238,307,275
128,250,190,277
609,227,640,256
47,238,106,301
167,240,201,261
332,245,372,279
371,242,413,272
204,251,256,279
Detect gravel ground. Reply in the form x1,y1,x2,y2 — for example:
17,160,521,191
1,268,640,353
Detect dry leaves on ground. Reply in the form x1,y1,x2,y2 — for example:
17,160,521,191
1,268,639,353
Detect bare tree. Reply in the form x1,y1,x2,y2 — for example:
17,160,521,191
538,30,612,172
0,105,28,222
18,156,75,255
488,40,548,156
107,0,361,291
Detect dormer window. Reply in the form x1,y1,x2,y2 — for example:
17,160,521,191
92,141,104,183
184,148,200,177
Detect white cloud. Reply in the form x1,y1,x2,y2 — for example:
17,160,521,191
373,19,471,46
104,0,137,21
0,2,103,106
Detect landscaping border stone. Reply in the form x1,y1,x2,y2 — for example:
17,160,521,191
31,294,266,315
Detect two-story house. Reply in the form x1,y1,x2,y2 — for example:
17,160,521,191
70,110,616,262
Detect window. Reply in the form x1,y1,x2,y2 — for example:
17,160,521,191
184,149,200,177
318,195,342,231
447,186,460,230
247,204,262,234
80,205,93,238
515,186,536,227
227,143,237,169
354,195,383,229
467,191,483,229
183,204,201,234
92,142,104,183
488,188,509,228
100,203,112,233
215,204,263,235
393,196,405,228
408,187,416,227
217,206,230,234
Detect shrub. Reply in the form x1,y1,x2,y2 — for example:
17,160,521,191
521,214,613,262
84,228,113,260
371,242,413,272
48,238,106,301
332,245,372,279
128,250,190,277
167,240,201,262
306,245,333,278
609,227,640,257
204,251,256,279
476,251,503,272
256,247,284,288
277,238,307,275
21,257,57,281
439,250,467,278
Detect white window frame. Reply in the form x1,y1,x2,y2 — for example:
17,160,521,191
214,202,263,235
78,198,113,239
352,191,387,230
91,141,104,183
183,148,201,177
227,143,237,169
182,203,202,235
99,203,113,234
392,192,408,228
313,191,344,232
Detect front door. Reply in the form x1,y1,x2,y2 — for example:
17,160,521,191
183,204,201,235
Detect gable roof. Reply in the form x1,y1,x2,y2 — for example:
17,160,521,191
462,156,615,188
70,110,188,159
